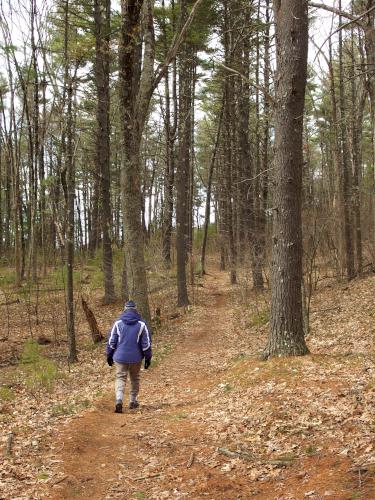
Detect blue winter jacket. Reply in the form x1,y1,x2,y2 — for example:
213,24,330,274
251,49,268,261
106,310,152,364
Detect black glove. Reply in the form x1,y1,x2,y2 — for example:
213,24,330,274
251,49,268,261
107,355,114,367
144,358,151,370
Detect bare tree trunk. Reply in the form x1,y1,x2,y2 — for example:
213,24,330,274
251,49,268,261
28,0,39,282
351,25,365,276
0,128,2,256
328,38,345,279
251,0,263,288
176,0,190,306
161,0,177,267
118,0,204,314
338,2,355,280
363,1,375,256
89,173,100,256
94,0,116,304
64,0,77,363
265,0,309,358
257,0,271,289
222,0,237,285
4,56,22,286
119,0,151,322
201,102,223,275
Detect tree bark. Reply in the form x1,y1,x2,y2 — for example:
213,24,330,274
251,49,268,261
351,24,365,275
175,0,190,306
265,0,309,358
201,102,223,275
161,0,177,267
119,0,151,322
64,0,78,363
94,0,116,304
338,2,355,280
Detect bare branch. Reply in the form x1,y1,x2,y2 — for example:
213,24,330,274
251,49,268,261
152,0,205,91
213,59,275,105
309,2,356,22
309,2,375,28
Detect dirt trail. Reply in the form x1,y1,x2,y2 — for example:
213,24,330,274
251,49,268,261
43,270,374,500
47,271,251,499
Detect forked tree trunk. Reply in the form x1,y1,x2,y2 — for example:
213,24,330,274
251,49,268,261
118,0,204,315
264,0,309,358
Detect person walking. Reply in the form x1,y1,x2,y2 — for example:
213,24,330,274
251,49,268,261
106,300,152,413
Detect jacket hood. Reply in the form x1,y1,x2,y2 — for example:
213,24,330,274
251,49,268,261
119,310,141,325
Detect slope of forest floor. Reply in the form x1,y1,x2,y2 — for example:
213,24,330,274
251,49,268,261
1,266,375,499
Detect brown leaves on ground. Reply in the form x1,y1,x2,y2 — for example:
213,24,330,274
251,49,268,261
1,270,375,499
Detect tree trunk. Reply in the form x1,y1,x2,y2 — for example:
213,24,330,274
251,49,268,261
64,0,78,363
338,2,355,280
363,1,375,256
94,0,116,304
351,25,365,276
161,0,177,267
201,102,223,275
265,0,309,358
175,0,190,306
257,0,271,289
222,0,237,285
119,0,151,323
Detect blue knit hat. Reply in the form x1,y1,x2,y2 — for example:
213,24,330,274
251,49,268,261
124,300,137,310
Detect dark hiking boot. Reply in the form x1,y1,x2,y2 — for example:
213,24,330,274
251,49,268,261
129,401,139,410
115,402,123,413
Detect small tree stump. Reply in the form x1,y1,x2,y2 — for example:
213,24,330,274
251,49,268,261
81,297,104,343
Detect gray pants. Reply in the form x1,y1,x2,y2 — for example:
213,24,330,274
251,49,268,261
114,361,142,403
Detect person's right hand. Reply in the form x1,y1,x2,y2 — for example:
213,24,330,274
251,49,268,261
107,355,114,367
144,358,151,370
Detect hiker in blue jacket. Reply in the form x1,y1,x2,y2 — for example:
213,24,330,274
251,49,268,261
106,300,152,413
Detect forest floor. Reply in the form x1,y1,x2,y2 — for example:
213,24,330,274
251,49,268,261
1,265,375,499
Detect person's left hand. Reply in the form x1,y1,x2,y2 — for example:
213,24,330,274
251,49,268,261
144,358,151,370
107,355,114,367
